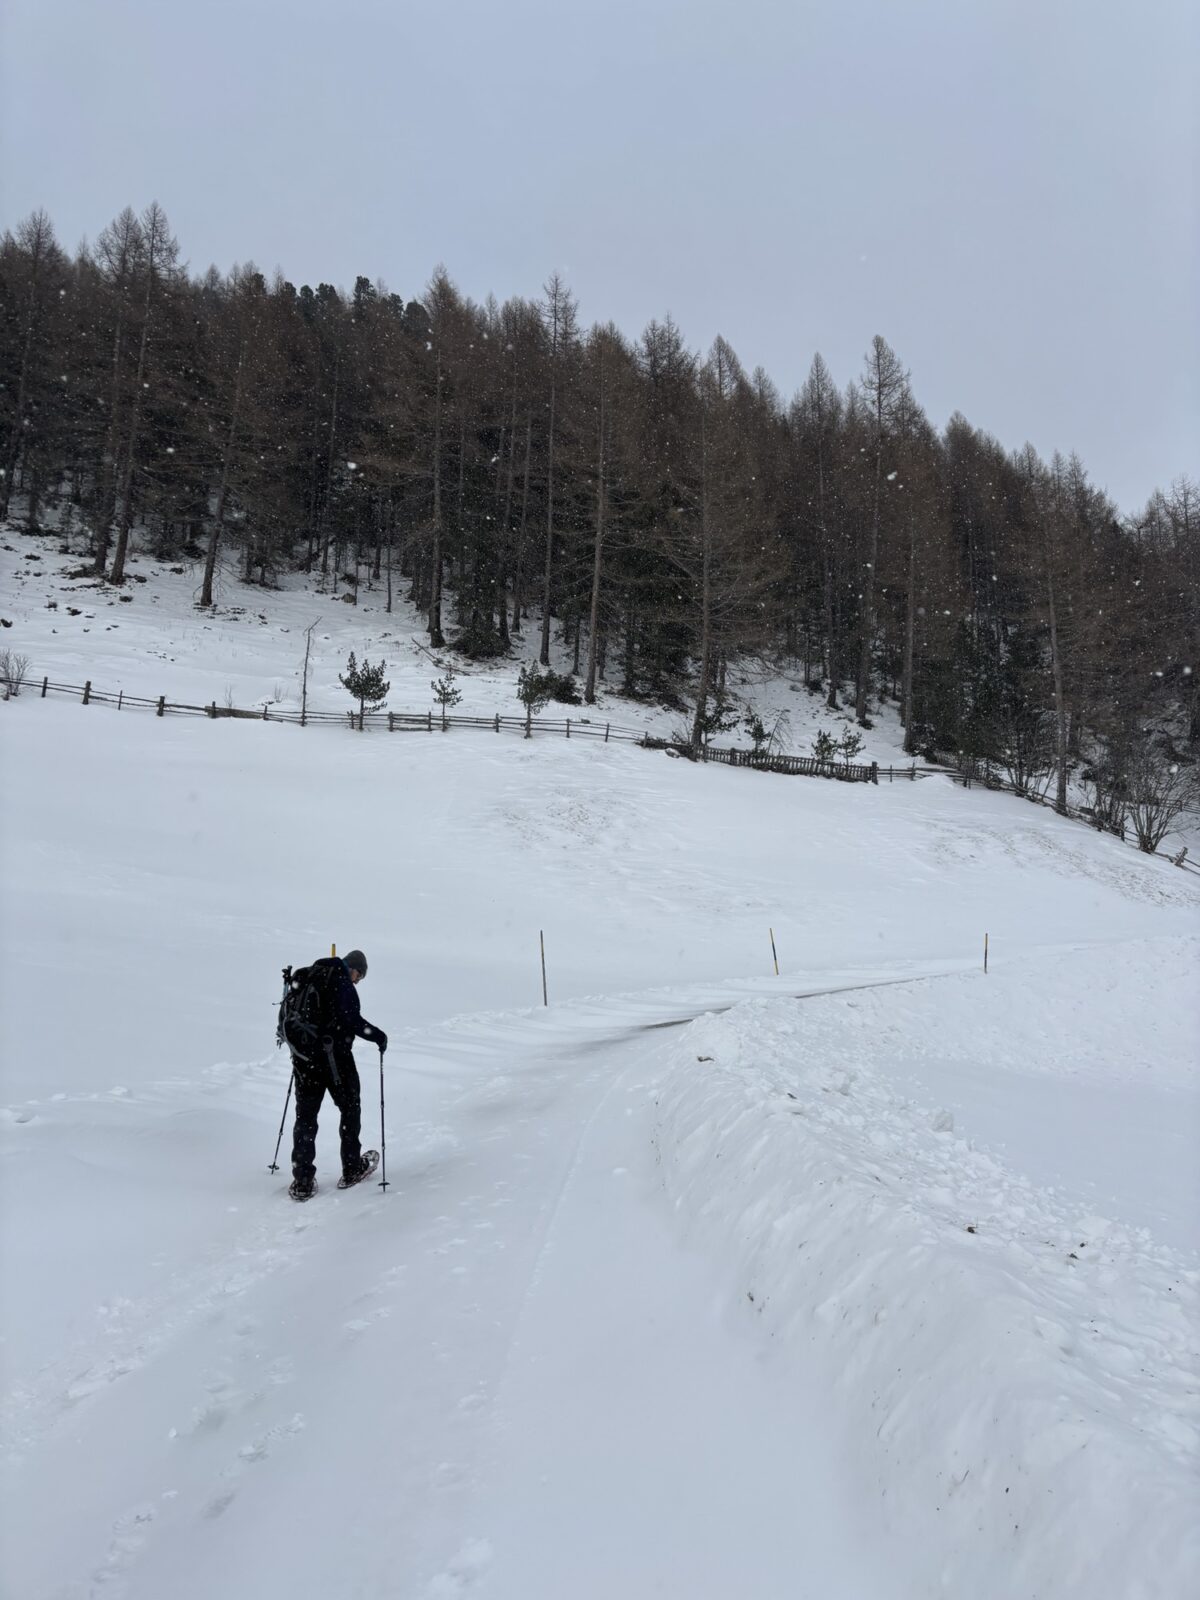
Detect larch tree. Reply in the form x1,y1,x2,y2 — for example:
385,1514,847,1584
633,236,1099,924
108,202,179,584
855,334,910,723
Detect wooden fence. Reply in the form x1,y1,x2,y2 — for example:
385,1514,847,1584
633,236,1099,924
693,744,877,783
7,672,881,778
8,675,1196,869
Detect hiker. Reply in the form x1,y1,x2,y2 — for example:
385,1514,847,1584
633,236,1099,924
285,949,388,1200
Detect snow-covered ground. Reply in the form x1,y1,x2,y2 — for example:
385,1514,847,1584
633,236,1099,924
2,533,1198,1598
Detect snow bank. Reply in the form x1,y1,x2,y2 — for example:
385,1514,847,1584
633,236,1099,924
654,961,1200,1600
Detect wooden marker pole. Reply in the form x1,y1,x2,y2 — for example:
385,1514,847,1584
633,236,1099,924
332,943,337,958
540,931,548,1007
984,933,988,974
770,927,779,976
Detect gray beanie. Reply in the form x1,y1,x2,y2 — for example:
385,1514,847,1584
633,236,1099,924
343,949,368,977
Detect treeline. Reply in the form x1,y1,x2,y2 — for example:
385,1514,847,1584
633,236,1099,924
1,203,1196,801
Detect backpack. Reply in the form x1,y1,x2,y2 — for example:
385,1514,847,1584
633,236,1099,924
277,961,338,1063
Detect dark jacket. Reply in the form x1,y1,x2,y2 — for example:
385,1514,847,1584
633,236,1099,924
309,956,382,1052
284,958,384,1078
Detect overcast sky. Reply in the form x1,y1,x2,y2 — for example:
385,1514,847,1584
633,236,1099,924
2,0,1195,513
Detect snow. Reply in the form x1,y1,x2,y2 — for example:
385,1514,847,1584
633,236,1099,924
2,533,1199,1598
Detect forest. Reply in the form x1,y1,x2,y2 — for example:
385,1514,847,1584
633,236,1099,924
1,204,1196,813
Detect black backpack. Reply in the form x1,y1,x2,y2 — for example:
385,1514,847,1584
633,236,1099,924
277,961,338,1063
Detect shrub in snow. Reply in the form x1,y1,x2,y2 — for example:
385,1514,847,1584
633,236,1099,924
1124,747,1197,854
0,649,30,698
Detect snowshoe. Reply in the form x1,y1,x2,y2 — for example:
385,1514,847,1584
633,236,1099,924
289,1177,317,1202
337,1150,380,1190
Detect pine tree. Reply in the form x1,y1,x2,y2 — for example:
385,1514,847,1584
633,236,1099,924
339,650,390,729
431,666,462,730
516,663,554,737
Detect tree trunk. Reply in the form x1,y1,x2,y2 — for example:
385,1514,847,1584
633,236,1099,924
690,419,712,750
539,367,556,666
318,357,340,579
901,516,917,750
108,286,154,585
512,413,531,637
386,500,395,614
855,427,884,722
428,349,445,646
584,358,606,704
1,265,41,523
1044,538,1069,812
455,417,467,628
498,360,519,646
200,342,245,607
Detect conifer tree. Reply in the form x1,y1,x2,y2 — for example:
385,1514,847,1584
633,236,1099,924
339,650,390,728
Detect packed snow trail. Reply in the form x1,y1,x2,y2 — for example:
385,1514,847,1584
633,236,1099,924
445,1033,892,1600
2,986,909,1600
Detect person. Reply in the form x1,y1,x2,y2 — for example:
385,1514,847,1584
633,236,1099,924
288,949,388,1200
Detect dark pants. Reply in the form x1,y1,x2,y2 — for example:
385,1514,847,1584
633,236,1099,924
291,1051,361,1184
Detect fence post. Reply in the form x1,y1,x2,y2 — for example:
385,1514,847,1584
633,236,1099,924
117,691,123,711
605,723,609,742
263,704,269,721
566,719,570,738
870,762,878,785
41,675,48,698
208,701,216,718
156,695,165,717
388,712,394,731
494,713,500,732
82,680,91,705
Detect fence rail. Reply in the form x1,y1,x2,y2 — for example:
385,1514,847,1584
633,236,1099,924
695,744,877,783
6,674,1195,869
7,673,878,775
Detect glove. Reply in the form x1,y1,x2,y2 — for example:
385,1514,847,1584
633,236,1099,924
365,1025,388,1053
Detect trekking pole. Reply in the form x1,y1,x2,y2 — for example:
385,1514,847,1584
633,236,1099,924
269,1070,294,1172
377,1046,389,1191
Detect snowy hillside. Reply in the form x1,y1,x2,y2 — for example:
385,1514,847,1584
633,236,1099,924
2,536,1198,1600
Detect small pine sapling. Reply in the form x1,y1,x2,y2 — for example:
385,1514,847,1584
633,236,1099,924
694,690,739,751
339,650,390,729
743,711,769,756
517,664,554,738
432,666,462,731
838,726,864,766
811,728,837,766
